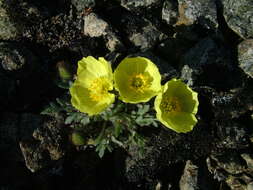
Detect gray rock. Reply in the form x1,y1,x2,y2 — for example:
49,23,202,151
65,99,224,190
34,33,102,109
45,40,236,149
210,152,247,175
179,160,199,190
211,87,253,119
71,0,95,13
238,39,253,78
0,0,23,40
216,120,249,149
84,13,108,37
0,0,51,40
84,13,124,52
226,176,247,190
0,42,39,77
222,0,253,39
162,0,179,26
176,0,218,29
241,154,253,171
129,23,165,50
248,182,253,190
121,0,162,10
20,116,68,172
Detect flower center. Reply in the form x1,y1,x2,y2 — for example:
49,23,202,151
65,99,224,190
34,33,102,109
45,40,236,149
161,97,182,113
88,77,110,101
129,74,150,92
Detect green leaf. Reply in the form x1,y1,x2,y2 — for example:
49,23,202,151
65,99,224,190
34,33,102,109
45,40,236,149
136,117,154,126
114,123,123,138
65,113,78,124
137,104,150,115
80,117,90,125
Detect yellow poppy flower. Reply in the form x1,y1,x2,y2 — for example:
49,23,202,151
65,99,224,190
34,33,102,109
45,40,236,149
70,56,115,115
114,57,162,103
155,79,199,133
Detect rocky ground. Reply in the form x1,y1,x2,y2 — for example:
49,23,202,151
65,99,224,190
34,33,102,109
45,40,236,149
0,0,253,190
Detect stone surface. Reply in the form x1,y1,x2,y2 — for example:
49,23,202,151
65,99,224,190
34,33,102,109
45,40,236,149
176,0,218,29
84,13,124,52
0,0,22,40
248,182,253,190
129,23,164,50
211,86,253,119
71,0,95,13
241,154,253,171
101,5,165,50
216,120,249,149
0,42,38,76
121,0,162,10
222,0,253,39
238,39,253,78
210,152,247,175
0,0,52,40
0,42,43,110
84,13,108,37
20,116,68,172
179,160,199,190
162,0,179,26
180,37,242,89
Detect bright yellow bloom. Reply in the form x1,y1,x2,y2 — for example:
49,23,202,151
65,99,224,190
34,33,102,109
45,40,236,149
70,56,115,115
114,57,162,103
155,79,199,133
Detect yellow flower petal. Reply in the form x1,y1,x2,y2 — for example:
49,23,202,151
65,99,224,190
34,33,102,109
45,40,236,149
70,56,115,115
155,78,199,133
114,57,162,103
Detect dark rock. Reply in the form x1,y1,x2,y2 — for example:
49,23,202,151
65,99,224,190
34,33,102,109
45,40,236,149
0,0,52,40
206,150,253,189
0,42,49,111
238,39,253,78
215,120,249,149
180,37,243,89
226,176,247,190
162,0,179,26
211,86,253,119
155,37,195,66
0,113,22,161
179,160,199,190
20,116,69,172
176,0,218,29
71,0,95,13
210,152,247,175
221,0,253,39
120,0,162,11
0,42,39,77
124,122,215,186
0,0,23,40
24,13,83,52
101,5,166,50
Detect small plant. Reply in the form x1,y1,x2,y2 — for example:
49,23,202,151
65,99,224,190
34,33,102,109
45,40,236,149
42,56,199,158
